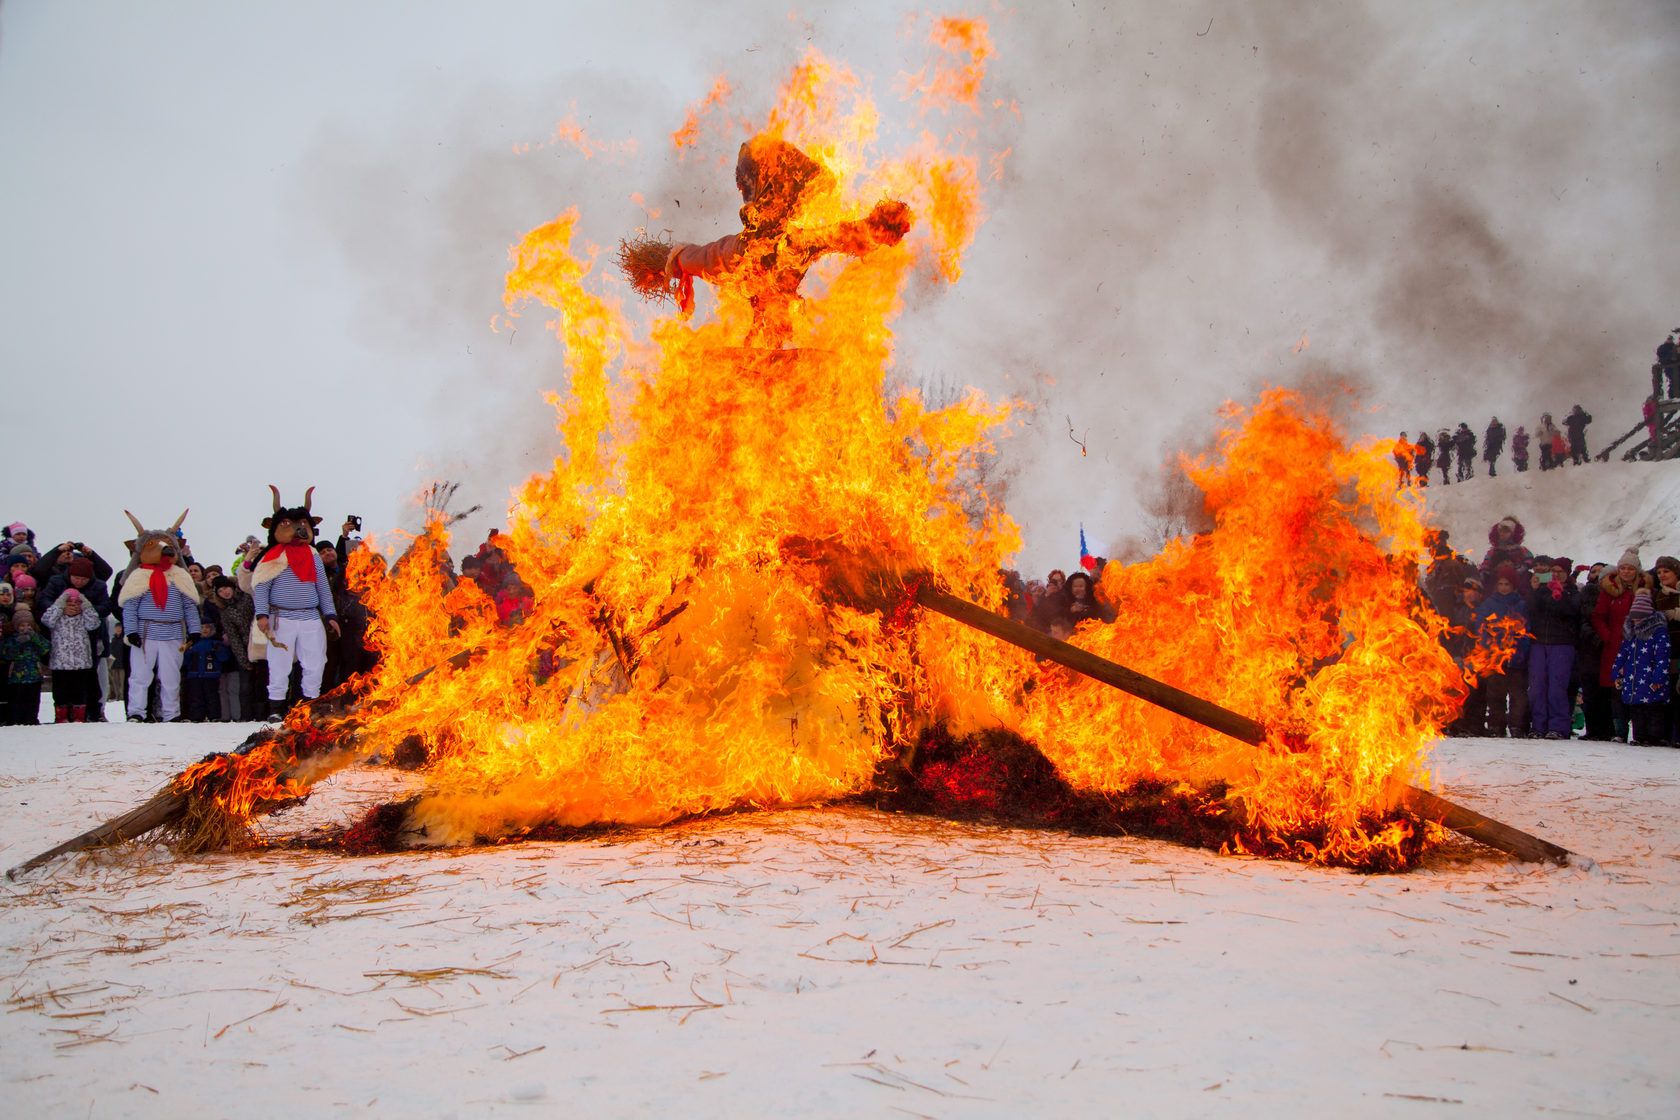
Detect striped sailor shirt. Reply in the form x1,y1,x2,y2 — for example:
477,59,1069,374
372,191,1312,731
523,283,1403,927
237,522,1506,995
121,585,202,643
254,553,338,621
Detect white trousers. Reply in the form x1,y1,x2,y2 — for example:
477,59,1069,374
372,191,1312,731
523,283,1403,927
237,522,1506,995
128,637,183,721
266,616,328,700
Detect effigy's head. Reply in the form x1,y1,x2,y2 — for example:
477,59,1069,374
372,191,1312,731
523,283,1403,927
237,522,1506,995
736,134,834,234
265,485,322,547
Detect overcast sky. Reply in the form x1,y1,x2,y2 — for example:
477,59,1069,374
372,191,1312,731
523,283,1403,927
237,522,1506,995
2,1,1675,579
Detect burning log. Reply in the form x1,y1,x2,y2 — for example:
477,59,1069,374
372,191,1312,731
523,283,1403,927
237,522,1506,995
909,582,1586,867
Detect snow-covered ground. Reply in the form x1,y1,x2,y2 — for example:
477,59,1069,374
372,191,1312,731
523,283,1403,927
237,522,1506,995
3,458,1678,1117
1,720,1676,1118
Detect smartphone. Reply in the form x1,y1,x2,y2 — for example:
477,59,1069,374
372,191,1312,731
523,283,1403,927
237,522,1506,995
1536,572,1552,584
350,515,363,531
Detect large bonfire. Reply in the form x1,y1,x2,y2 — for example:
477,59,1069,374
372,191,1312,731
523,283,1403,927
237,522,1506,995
145,21,1509,873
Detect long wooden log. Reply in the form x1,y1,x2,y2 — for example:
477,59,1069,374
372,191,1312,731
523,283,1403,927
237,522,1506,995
916,586,1268,744
914,584,1584,866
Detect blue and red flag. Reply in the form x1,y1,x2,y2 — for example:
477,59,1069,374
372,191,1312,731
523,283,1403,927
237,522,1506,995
1079,524,1098,572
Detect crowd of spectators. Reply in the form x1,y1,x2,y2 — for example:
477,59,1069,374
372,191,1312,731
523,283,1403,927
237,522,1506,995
0,516,388,725
0,512,539,726
1422,517,1678,745
1005,511,1680,748
1394,407,1593,486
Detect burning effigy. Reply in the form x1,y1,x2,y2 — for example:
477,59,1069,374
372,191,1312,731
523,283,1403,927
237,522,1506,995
10,20,1579,879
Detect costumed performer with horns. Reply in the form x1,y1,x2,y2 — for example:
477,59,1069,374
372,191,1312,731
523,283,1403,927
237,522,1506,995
251,487,339,720
117,510,201,723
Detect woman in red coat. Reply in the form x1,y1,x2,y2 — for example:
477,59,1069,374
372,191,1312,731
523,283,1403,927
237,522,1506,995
1592,549,1649,741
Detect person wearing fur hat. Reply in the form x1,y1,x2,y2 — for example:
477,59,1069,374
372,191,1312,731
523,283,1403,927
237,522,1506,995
1526,557,1581,739
0,609,51,724
1591,549,1649,741
1478,516,1534,585
40,585,102,722
251,487,340,720
117,510,201,723
1471,564,1531,737
1612,588,1671,745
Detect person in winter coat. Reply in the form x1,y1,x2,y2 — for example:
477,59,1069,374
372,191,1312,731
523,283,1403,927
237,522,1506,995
1393,432,1414,486
1575,563,1612,739
182,625,231,722
1472,565,1531,737
28,541,115,592
1453,422,1477,481
1063,571,1114,626
1478,516,1534,585
1591,550,1647,741
1536,414,1561,470
1445,577,1485,736
2,522,37,562
0,609,52,724
1562,405,1592,465
210,577,254,721
1526,557,1581,739
40,586,103,722
1612,588,1670,745
1651,556,1680,743
1435,429,1453,486
1414,430,1434,488
1512,426,1530,472
1483,417,1506,477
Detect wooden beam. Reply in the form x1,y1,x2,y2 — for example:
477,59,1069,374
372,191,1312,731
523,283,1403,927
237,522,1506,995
915,583,1582,866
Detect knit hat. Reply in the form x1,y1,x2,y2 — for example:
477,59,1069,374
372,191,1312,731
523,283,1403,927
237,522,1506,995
1494,563,1519,587
13,573,35,590
1630,588,1654,618
11,607,33,626
0,584,11,600
1553,556,1573,573
315,540,335,554
67,556,94,579
1620,547,1643,570
5,522,26,537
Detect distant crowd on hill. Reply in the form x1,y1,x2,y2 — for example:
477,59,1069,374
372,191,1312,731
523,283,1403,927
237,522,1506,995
1395,406,1592,485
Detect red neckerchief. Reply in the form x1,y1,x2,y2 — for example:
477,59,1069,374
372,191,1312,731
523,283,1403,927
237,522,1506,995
262,542,318,584
140,559,175,609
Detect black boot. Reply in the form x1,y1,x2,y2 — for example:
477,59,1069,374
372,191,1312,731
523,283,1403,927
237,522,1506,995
265,698,286,723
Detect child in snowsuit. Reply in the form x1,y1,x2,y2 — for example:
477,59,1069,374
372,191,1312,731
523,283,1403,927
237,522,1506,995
40,587,103,722
1612,588,1671,745
0,610,52,725
183,627,231,722
1473,565,1531,737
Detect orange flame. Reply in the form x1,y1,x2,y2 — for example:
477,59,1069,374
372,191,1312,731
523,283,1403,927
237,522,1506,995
273,28,1487,870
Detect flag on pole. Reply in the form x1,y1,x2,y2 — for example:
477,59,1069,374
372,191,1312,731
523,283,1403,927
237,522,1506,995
1079,524,1098,571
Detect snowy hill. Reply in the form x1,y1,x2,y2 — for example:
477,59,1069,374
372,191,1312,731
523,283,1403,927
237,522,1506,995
1417,458,1680,569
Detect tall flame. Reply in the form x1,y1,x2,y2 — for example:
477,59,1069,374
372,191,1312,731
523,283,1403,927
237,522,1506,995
285,26,1493,870
339,31,1019,848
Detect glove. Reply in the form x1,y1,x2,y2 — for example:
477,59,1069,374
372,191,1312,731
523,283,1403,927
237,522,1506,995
126,633,142,649
1550,582,1563,601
